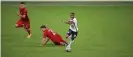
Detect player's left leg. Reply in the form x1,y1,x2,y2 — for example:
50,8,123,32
24,22,32,38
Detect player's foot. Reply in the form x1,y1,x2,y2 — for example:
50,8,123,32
15,24,24,28
27,34,32,39
66,46,71,50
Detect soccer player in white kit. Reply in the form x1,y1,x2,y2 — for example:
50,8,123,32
63,12,78,51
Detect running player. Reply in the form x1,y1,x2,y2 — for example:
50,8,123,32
15,2,31,38
63,12,78,50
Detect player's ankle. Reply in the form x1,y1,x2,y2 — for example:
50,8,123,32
28,34,31,35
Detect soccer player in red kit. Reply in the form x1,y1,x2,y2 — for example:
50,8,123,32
15,2,31,38
40,25,68,46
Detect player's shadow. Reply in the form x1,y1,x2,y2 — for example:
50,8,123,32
38,43,56,47
38,43,65,47
44,44,56,47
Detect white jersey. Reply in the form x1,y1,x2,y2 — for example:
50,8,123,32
69,18,78,32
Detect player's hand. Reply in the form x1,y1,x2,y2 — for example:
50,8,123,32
18,14,21,17
17,14,19,16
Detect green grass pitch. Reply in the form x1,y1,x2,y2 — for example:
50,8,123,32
1,2,133,57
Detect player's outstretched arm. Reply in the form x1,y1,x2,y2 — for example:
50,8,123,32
44,38,49,45
62,20,74,25
40,38,49,46
17,12,20,16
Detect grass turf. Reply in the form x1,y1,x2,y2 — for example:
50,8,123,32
1,3,133,57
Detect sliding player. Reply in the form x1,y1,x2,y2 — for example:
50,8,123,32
62,12,78,50
15,2,31,38
40,25,68,46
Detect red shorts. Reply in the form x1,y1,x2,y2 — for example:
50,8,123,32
16,19,30,29
52,34,66,45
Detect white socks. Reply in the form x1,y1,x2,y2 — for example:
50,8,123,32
67,40,74,48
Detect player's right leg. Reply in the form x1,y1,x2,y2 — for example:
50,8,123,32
15,19,24,28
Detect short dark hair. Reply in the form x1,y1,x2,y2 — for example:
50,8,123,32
71,12,75,15
40,25,47,28
20,2,25,4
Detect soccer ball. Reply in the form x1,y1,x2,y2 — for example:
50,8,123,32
65,47,71,52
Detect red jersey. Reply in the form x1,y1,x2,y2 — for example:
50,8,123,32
19,8,29,21
43,28,61,42
43,28,67,45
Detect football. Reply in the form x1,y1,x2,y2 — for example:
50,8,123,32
65,47,71,52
